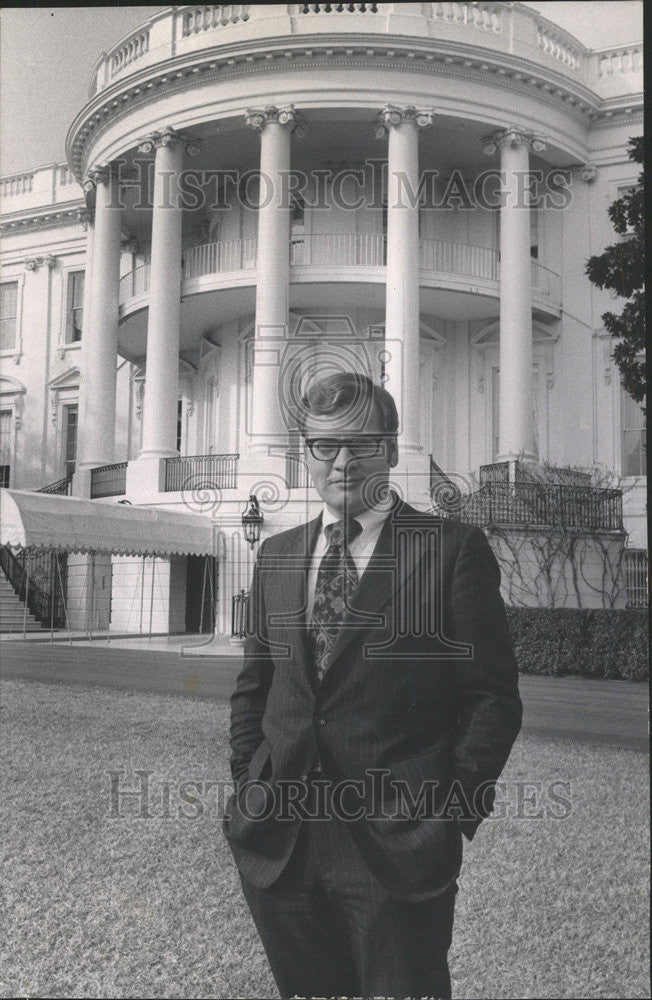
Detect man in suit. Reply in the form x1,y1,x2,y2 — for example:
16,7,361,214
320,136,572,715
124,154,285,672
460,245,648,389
224,372,522,999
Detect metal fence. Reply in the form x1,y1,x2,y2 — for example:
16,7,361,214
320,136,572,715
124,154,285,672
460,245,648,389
37,475,74,495
231,589,249,638
449,483,623,532
164,453,239,492
625,550,648,609
90,463,127,498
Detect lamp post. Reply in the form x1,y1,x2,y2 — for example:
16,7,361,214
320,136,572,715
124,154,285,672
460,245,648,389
241,495,263,549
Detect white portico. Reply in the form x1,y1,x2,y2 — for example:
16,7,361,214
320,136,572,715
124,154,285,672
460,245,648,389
0,3,645,629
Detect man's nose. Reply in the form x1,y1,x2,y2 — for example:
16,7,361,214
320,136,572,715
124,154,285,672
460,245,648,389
333,445,357,470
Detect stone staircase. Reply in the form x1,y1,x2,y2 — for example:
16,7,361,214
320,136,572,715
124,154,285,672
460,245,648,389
0,565,42,632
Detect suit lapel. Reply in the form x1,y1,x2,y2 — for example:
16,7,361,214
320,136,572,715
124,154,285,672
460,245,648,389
325,499,433,674
264,513,322,687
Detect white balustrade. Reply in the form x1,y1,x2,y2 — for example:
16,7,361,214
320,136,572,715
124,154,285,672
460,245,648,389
183,238,258,278
536,24,583,71
118,263,151,304
531,260,560,301
419,239,499,280
1,173,34,197
117,237,560,306
597,45,642,77
182,4,250,35
86,3,642,95
109,28,150,78
430,2,502,33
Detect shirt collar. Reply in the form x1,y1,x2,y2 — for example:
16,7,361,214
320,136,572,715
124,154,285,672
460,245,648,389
321,501,389,539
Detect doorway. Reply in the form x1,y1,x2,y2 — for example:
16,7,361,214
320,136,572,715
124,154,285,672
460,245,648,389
185,555,218,633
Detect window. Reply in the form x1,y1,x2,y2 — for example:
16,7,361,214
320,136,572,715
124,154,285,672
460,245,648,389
63,404,78,477
66,271,84,343
621,386,645,476
0,283,18,351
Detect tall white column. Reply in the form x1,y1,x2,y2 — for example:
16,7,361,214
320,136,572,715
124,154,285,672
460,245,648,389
138,128,199,459
76,168,121,472
483,126,545,464
245,106,302,453
378,105,433,454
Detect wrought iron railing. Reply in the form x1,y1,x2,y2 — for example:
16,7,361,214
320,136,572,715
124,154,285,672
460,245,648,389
285,452,311,489
37,475,74,495
90,463,127,498
625,550,648,609
164,453,239,492
429,457,461,507
479,462,509,485
0,546,68,628
231,589,249,639
442,483,623,532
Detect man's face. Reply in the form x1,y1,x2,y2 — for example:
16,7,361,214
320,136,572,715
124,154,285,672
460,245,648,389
303,404,398,517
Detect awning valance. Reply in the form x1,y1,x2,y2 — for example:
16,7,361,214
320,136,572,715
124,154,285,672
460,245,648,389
0,489,214,557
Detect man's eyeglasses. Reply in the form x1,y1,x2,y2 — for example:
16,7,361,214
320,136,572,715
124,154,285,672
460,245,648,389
304,436,389,461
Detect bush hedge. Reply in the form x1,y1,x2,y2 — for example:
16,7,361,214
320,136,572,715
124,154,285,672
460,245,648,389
505,608,648,681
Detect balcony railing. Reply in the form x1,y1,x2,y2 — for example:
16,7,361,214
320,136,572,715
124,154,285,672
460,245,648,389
118,263,151,305
120,237,559,307
285,452,312,489
37,475,74,496
532,260,561,302
90,463,127,499
184,238,257,278
163,453,239,492
439,483,624,532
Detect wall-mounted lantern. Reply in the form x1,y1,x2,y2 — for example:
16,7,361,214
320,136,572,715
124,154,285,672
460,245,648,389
241,494,263,549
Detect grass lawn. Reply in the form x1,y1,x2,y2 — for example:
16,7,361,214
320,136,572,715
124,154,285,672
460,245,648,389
1,677,649,999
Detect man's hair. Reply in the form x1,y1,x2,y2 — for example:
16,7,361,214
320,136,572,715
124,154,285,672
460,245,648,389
297,372,399,436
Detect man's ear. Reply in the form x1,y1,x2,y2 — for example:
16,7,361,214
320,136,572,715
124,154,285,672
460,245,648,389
388,436,399,468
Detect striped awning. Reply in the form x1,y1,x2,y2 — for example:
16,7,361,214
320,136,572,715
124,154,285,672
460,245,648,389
0,488,214,557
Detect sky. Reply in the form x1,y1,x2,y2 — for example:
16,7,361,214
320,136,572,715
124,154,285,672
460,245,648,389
0,2,644,177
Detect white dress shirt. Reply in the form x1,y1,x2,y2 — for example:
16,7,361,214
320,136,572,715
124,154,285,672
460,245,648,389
306,503,389,620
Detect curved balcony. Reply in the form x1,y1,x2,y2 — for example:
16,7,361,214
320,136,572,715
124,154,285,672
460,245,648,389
88,3,641,101
118,234,560,312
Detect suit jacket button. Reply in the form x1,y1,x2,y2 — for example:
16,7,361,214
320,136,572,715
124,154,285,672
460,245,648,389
318,717,326,727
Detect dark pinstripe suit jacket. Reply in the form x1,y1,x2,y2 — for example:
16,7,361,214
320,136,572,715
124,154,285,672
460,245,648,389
224,497,522,900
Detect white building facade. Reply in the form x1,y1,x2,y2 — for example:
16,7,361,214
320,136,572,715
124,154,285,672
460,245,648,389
0,3,646,631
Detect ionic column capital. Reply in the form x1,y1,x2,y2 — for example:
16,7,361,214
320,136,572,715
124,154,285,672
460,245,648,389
375,104,434,139
120,236,139,254
24,255,57,271
573,163,597,183
482,126,547,156
77,207,94,230
137,126,202,157
82,165,112,192
245,105,306,138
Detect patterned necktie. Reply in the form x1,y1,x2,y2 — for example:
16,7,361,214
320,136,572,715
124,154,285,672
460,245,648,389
310,518,362,681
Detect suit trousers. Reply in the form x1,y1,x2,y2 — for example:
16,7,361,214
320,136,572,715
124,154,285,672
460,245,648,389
240,779,458,1000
